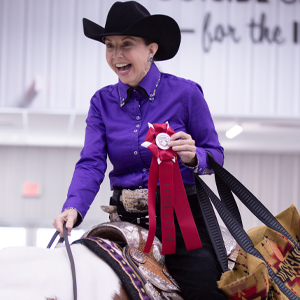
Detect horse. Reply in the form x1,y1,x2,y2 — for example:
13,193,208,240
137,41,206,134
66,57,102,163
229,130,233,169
0,204,236,300
0,242,130,300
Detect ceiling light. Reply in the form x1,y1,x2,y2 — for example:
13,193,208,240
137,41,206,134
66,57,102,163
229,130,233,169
226,125,243,139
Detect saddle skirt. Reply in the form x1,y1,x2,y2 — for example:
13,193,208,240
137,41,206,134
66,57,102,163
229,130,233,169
80,221,183,300
78,205,237,300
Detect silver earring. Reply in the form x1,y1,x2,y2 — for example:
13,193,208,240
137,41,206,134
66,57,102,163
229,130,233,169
148,56,153,62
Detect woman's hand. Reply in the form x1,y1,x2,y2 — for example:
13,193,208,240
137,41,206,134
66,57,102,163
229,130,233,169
53,209,78,237
168,131,197,166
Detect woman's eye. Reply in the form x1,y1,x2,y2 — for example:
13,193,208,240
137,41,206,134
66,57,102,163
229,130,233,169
106,43,113,49
122,42,132,47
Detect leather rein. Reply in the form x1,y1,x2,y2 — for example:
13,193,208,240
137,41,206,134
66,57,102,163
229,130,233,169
47,224,77,300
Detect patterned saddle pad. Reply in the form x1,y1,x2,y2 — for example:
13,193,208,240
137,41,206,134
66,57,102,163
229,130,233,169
74,237,150,300
74,236,183,300
75,220,237,300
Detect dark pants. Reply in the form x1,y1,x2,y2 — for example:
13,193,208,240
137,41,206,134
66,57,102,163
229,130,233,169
114,191,228,300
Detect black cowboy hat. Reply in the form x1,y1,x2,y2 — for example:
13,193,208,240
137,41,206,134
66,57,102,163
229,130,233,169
82,1,181,61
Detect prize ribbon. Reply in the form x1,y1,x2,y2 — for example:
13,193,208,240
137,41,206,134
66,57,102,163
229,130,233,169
142,122,202,255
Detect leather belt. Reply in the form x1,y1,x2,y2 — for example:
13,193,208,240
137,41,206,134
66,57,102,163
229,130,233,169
119,214,151,225
111,184,197,225
112,184,196,204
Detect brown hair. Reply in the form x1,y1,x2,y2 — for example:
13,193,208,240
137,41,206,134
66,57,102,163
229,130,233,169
143,38,158,61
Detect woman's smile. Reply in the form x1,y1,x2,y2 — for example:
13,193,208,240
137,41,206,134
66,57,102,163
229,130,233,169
115,63,132,75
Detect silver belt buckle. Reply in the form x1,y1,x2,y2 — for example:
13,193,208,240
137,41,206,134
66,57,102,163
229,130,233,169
120,188,149,213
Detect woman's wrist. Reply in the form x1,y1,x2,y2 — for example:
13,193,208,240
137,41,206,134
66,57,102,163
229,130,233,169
63,207,82,227
186,155,198,167
180,154,199,170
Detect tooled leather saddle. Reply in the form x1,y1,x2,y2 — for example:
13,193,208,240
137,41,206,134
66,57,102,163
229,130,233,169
80,216,183,299
75,205,238,300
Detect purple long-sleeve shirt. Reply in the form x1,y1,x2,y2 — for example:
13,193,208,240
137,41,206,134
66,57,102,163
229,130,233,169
63,63,224,220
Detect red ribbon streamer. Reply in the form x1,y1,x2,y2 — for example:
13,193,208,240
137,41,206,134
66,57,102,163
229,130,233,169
143,123,202,255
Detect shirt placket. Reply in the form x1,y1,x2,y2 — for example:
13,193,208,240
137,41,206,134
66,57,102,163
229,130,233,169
131,89,144,188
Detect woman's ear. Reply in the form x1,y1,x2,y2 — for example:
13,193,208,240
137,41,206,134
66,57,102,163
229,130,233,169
149,42,159,58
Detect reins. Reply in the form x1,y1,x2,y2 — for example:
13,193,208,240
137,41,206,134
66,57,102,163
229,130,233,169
47,224,77,300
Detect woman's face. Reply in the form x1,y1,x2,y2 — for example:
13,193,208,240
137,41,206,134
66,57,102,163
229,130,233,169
105,36,158,87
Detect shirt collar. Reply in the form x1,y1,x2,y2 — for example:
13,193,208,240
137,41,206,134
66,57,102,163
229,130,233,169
117,63,161,107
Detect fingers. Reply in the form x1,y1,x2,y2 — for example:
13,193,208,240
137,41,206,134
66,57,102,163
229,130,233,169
169,131,193,143
169,143,196,153
168,131,197,165
53,209,78,238
168,131,195,151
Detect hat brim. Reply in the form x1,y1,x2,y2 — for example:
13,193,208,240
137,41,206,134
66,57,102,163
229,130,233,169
82,15,181,61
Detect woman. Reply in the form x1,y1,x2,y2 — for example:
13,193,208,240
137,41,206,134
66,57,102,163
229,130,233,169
53,1,226,299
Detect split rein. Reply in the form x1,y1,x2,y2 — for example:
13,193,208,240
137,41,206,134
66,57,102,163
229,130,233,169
47,224,77,300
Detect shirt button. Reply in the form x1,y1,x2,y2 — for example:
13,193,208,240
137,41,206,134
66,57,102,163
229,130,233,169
143,168,146,172
134,129,137,133
136,124,140,128
134,151,138,155
136,116,140,120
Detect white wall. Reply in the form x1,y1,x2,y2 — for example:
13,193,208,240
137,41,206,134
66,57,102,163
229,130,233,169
0,1,299,245
0,0,299,117
0,145,299,233
205,151,300,231
0,145,113,230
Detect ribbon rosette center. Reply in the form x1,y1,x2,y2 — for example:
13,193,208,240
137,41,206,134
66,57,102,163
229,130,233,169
141,122,202,255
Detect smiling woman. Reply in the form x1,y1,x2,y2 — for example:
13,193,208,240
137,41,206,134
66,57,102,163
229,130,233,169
52,1,225,299
104,36,158,87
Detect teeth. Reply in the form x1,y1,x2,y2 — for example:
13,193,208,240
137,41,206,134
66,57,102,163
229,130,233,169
116,63,129,68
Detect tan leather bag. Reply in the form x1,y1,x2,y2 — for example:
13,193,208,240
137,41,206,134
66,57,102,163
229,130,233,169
218,205,300,300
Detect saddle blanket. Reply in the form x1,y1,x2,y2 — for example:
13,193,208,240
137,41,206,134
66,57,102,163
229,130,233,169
73,236,150,300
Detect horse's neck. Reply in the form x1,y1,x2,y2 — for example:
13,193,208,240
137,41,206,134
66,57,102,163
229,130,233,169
0,244,122,300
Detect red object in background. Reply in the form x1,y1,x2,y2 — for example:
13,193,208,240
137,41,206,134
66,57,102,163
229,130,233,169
23,182,40,197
